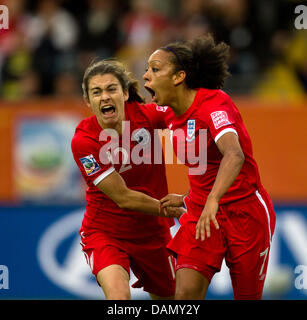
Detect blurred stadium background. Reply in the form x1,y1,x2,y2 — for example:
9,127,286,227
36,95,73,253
0,0,307,300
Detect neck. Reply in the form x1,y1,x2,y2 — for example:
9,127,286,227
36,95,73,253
170,87,197,116
97,117,125,136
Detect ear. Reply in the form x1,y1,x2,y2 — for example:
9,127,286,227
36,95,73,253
173,70,186,86
84,96,91,108
124,89,129,102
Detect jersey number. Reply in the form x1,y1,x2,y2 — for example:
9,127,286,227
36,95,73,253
108,147,132,174
259,247,269,277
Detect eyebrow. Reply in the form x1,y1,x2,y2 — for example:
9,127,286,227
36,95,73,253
148,60,162,65
90,83,118,91
147,59,173,68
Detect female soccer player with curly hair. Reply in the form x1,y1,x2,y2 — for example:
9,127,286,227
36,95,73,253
143,34,276,300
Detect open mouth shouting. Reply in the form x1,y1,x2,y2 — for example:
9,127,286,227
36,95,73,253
144,86,157,102
101,105,116,117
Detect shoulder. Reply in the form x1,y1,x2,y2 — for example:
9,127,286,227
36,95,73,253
197,88,232,105
73,115,97,133
127,101,173,121
141,103,175,129
141,103,170,115
71,116,99,151
125,100,144,117
197,89,238,119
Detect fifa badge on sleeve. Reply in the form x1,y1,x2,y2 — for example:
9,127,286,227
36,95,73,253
80,154,101,176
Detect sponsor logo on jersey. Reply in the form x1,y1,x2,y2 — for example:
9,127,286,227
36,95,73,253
156,106,168,112
79,154,101,176
211,111,231,129
186,119,196,142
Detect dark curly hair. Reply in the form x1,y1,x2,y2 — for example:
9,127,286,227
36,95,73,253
160,34,230,89
82,58,145,103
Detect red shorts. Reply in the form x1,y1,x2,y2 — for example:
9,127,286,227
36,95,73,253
80,228,176,297
168,188,276,299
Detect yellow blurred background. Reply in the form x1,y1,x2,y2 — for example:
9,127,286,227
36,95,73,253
1,0,307,301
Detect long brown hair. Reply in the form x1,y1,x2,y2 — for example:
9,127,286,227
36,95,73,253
82,58,145,103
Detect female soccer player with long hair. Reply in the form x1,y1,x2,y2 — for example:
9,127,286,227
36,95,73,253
72,59,181,300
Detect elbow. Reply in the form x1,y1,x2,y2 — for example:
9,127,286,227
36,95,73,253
237,149,245,162
107,185,135,210
116,198,130,210
113,188,140,211
107,187,127,209
116,194,134,210
226,149,245,168
234,150,245,168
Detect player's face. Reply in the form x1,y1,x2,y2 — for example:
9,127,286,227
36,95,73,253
143,49,176,106
86,73,128,129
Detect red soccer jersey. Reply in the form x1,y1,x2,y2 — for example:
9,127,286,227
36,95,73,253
71,101,174,239
163,88,263,207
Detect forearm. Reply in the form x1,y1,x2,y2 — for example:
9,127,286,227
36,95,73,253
208,150,244,202
96,170,162,216
118,189,162,216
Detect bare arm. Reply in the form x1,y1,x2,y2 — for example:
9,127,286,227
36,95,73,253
196,132,245,240
207,132,245,202
96,170,162,216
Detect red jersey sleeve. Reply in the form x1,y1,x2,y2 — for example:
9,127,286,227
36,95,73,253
140,103,174,129
199,91,239,143
71,134,114,187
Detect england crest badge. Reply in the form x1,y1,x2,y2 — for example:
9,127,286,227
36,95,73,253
186,119,196,142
